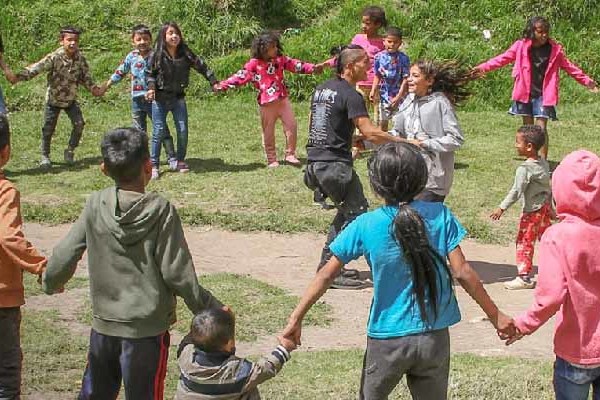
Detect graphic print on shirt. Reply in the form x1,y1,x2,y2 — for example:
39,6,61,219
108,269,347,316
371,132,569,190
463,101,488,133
308,88,337,146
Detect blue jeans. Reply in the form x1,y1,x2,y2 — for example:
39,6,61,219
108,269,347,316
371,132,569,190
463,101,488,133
150,97,188,167
0,86,7,115
554,357,600,400
132,97,175,159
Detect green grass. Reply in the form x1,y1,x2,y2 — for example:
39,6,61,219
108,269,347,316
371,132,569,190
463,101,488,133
77,273,332,342
23,272,89,298
21,309,555,398
6,97,600,244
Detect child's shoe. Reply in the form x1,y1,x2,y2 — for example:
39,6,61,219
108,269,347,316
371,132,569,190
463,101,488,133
63,148,75,164
267,161,280,168
151,167,160,180
284,154,301,166
504,276,536,290
168,157,179,172
177,161,190,173
39,155,52,170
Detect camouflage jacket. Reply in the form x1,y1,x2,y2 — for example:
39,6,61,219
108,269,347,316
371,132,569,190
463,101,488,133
17,48,95,107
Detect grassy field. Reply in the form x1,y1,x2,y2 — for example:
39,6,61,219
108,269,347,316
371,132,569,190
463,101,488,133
6,96,600,244
21,306,555,399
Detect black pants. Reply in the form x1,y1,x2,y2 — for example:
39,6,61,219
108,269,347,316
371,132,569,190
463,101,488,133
78,329,170,400
41,101,85,157
0,307,22,400
304,161,368,271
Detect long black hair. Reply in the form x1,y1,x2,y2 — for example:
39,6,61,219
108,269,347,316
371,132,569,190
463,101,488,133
412,60,473,106
368,142,453,324
522,16,550,39
152,22,195,69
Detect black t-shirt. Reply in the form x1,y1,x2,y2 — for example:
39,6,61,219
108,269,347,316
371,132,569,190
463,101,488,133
530,42,551,99
306,78,368,163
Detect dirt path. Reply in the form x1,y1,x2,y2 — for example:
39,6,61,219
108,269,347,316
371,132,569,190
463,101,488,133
23,223,554,360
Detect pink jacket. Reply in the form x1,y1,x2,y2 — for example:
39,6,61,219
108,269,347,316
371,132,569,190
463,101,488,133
218,55,314,106
514,150,600,365
476,39,594,106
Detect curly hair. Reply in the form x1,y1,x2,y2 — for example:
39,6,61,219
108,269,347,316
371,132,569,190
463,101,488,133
251,31,282,60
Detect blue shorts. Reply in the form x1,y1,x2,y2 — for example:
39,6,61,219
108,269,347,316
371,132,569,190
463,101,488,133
508,96,557,121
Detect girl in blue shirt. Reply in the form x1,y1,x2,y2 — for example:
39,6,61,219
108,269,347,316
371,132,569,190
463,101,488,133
282,142,514,399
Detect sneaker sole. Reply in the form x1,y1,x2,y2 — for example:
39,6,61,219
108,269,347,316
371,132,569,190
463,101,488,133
330,282,368,290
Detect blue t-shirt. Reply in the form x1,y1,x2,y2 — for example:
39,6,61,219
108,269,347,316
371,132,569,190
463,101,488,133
373,50,410,104
330,201,465,339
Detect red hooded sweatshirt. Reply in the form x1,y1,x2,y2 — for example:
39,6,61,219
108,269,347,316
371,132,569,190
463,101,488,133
515,150,600,365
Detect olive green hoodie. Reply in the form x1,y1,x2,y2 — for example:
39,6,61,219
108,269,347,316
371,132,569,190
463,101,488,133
43,187,222,338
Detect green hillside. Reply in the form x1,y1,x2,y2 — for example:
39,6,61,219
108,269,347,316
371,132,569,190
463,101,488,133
2,0,599,110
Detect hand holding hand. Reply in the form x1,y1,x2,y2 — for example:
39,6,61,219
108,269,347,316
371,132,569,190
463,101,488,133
313,63,325,74
494,311,516,337
5,71,18,85
490,208,504,220
468,68,484,80
277,335,297,352
587,82,599,94
281,318,302,348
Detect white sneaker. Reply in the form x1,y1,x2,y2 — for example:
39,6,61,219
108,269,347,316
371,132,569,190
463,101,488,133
504,276,536,290
151,167,160,180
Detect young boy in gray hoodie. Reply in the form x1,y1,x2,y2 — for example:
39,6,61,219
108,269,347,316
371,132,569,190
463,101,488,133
42,127,225,400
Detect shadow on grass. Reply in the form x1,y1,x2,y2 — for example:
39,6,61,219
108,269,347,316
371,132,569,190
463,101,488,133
185,157,266,173
467,260,538,284
6,156,103,177
455,162,469,170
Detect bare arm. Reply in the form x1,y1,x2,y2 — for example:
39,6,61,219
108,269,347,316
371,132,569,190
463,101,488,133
447,245,513,334
282,256,344,346
354,116,404,145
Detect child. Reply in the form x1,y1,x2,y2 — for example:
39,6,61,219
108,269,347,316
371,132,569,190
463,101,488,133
13,26,102,169
102,24,176,169
217,31,322,168
369,26,410,131
490,125,551,290
146,22,219,179
42,127,225,399
390,60,469,202
283,142,514,399
327,6,387,124
176,308,295,399
502,150,600,400
0,115,47,399
473,16,598,159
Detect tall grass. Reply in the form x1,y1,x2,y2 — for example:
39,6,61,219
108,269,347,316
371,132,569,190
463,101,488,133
2,0,599,111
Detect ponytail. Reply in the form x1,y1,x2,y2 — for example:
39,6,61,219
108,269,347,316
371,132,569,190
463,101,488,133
392,202,451,324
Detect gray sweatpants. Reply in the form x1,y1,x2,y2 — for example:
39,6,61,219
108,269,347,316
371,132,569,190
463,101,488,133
359,328,450,400
0,307,22,400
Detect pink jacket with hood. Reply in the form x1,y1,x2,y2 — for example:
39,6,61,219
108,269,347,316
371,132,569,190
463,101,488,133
476,39,594,106
514,150,600,365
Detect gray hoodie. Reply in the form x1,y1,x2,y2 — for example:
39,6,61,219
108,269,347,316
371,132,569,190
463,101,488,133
390,92,464,196
43,187,222,338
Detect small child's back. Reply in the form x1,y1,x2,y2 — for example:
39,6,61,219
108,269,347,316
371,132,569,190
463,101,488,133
176,339,290,400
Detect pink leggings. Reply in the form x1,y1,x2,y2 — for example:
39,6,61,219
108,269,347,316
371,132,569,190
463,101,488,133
259,98,297,163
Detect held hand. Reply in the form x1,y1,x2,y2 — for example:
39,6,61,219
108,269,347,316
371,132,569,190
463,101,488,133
277,335,297,352
211,83,220,93
91,85,104,97
5,71,18,85
468,68,484,80
313,63,325,74
407,139,421,147
504,328,524,346
494,311,516,338
490,208,504,220
389,96,402,109
369,90,377,103
281,319,303,348
587,82,599,94
145,89,155,102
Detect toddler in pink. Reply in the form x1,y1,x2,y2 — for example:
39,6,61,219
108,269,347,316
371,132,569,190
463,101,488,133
217,32,323,167
504,150,600,399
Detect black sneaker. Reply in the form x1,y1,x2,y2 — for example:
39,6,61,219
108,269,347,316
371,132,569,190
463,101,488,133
341,268,360,279
330,276,366,290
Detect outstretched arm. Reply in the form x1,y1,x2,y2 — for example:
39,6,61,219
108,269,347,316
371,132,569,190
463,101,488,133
448,245,514,335
282,256,344,346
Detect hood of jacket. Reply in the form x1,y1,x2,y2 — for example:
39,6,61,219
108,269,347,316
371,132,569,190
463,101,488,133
552,150,600,222
97,187,165,245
